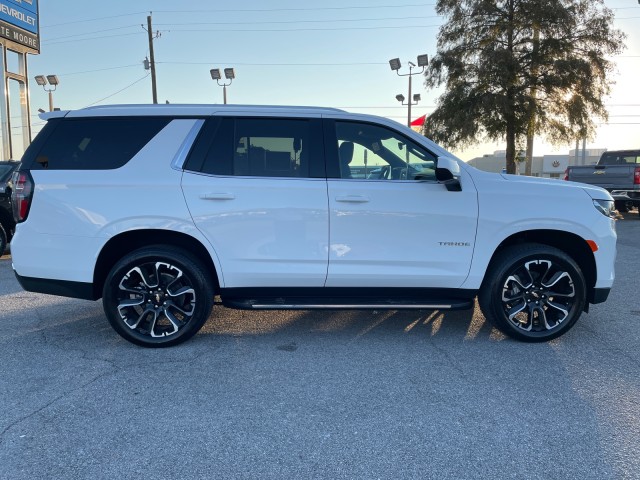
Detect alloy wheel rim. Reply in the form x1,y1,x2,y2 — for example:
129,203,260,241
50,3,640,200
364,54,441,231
116,261,196,338
501,259,575,333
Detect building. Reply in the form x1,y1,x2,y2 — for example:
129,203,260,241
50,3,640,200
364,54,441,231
467,148,606,178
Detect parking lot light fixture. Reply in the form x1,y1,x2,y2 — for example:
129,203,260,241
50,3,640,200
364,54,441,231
211,67,235,104
417,54,429,67
34,74,60,112
389,54,428,127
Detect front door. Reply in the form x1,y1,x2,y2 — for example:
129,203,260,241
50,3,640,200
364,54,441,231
325,119,478,288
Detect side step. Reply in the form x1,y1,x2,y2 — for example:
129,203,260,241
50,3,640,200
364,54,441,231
222,296,474,311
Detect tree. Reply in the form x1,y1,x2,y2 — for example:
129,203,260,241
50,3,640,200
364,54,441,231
423,0,625,174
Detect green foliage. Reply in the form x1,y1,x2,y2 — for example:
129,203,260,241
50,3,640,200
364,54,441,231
424,0,626,173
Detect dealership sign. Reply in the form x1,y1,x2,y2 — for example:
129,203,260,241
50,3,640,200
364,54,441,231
0,0,39,52
542,155,569,174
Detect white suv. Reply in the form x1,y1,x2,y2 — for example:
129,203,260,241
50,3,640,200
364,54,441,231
11,105,616,347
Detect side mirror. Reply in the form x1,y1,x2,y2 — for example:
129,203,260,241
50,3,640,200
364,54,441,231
436,157,462,191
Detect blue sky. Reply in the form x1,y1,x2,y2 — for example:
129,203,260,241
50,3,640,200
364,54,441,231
19,0,640,161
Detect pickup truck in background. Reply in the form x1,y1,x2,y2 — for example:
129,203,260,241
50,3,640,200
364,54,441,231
565,149,640,214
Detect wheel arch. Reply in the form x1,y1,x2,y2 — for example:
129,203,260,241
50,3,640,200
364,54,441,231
93,229,220,299
483,229,597,301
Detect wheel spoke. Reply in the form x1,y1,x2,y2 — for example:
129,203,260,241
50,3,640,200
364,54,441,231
167,285,195,298
117,297,145,312
166,300,195,316
122,305,156,330
532,304,552,330
542,271,570,289
504,273,532,292
507,300,527,321
162,310,183,336
546,301,569,322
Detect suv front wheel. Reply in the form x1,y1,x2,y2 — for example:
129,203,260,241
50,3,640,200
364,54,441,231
479,243,587,342
102,246,214,347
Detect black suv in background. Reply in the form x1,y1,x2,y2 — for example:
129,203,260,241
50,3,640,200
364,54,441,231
0,161,19,255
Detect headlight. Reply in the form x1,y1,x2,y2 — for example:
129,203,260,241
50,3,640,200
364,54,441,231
593,199,615,218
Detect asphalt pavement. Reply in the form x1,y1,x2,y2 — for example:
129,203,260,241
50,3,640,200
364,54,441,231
1,214,639,479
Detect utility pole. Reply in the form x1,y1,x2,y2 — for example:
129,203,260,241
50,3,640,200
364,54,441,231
145,13,158,104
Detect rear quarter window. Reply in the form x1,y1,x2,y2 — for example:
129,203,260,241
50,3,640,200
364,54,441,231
29,117,170,170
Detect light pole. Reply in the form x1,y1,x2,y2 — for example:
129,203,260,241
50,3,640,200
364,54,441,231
210,68,235,104
34,75,60,112
389,55,428,127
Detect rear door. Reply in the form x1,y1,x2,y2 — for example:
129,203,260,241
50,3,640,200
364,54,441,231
181,116,329,288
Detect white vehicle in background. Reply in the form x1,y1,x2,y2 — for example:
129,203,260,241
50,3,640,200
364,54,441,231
10,104,616,347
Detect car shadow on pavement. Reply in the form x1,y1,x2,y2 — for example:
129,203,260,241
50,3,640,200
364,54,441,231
198,301,502,343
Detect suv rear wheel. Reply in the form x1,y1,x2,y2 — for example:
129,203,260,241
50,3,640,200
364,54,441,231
102,246,214,347
479,243,586,342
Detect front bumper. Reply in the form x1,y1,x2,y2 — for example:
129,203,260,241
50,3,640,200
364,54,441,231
589,287,611,305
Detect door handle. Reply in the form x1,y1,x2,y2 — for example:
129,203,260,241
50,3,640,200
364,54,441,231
200,193,235,200
335,195,369,203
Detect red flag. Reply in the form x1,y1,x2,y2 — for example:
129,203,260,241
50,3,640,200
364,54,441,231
410,114,427,126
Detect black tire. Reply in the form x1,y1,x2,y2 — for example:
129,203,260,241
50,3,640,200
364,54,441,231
479,243,586,342
102,246,215,347
0,222,7,256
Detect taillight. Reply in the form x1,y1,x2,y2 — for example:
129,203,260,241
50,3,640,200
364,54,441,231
563,168,569,181
11,171,34,223
634,167,640,185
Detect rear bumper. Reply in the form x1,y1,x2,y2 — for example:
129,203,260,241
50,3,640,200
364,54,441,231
610,190,640,206
14,271,97,300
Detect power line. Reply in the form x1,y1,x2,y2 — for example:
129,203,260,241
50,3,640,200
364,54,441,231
42,12,147,28
43,25,140,42
59,64,142,77
154,15,441,27
44,31,145,46
83,74,150,107
157,61,387,66
153,3,436,14
164,24,441,33
40,4,436,28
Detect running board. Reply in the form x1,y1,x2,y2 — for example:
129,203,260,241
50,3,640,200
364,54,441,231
222,297,474,311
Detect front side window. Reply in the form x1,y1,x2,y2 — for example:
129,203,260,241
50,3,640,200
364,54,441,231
335,121,437,181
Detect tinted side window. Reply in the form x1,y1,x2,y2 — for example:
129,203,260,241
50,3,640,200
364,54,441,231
234,119,311,177
30,117,170,170
198,118,322,178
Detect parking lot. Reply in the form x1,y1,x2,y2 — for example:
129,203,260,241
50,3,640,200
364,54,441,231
0,214,639,479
